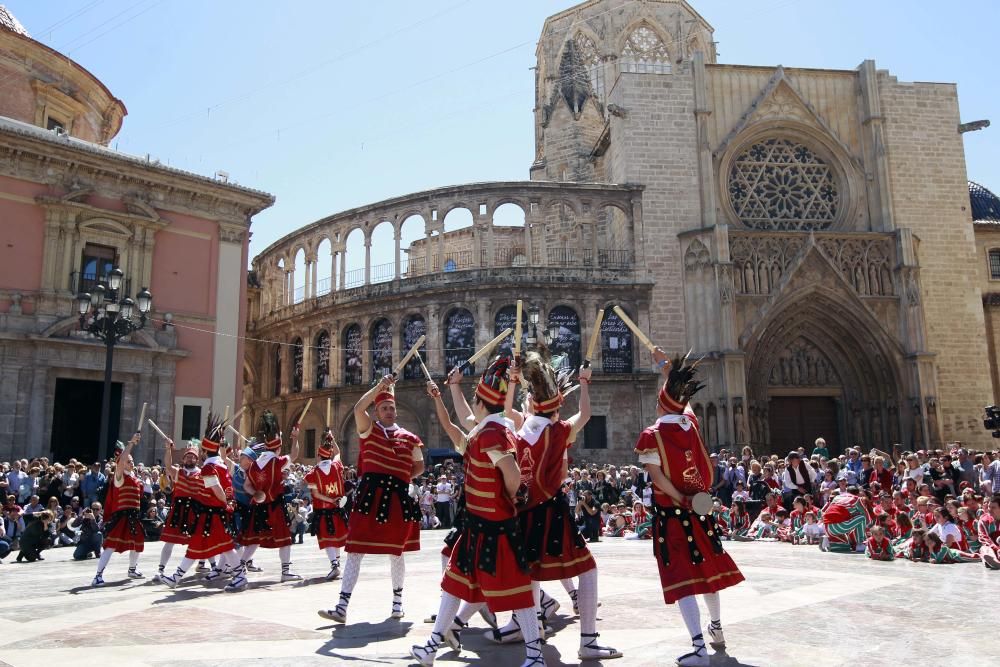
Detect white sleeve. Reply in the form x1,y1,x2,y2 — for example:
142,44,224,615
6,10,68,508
412,446,423,462
637,451,661,466
203,475,220,488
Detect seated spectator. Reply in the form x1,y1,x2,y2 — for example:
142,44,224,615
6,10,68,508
865,524,894,561
56,509,79,546
141,506,163,541
924,532,980,564
798,512,824,545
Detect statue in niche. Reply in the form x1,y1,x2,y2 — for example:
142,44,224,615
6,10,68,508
926,398,939,446
733,400,746,444
852,408,865,444
912,401,923,449
888,403,900,444
870,407,882,447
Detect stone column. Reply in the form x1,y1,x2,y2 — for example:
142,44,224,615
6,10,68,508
302,326,314,391
426,305,441,373
394,229,402,280
361,324,371,385
26,366,48,458
364,238,372,286
476,299,491,352
524,203,537,267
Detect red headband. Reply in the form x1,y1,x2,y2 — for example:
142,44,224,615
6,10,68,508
531,393,564,414
658,384,686,414
475,381,506,409
201,437,221,454
374,390,395,406
318,444,334,458
264,436,282,452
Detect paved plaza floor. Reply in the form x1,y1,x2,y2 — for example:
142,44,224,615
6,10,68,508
0,532,993,666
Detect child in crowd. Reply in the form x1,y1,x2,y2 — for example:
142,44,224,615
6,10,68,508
864,525,894,561
798,512,824,545
924,532,980,564
754,511,776,539
897,528,929,561
731,482,750,502
776,509,794,542
729,500,752,540
891,513,913,550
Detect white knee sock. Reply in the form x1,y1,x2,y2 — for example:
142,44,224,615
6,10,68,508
430,592,463,638
159,542,174,569
324,546,341,564
96,547,114,575
514,606,541,644
241,544,258,562
456,601,485,623
174,556,194,579
577,568,598,636
340,552,364,596
390,555,405,609
677,595,702,639
128,550,141,570
703,592,721,624
561,577,576,595
279,545,291,566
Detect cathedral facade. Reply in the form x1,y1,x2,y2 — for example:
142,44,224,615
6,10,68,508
247,0,998,461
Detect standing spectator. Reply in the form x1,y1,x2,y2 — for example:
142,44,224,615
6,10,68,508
954,448,976,488
812,438,830,460
18,467,38,504
6,462,26,504
709,453,727,501
576,489,601,543
60,464,79,506
80,463,106,508
982,453,1000,495
434,474,453,529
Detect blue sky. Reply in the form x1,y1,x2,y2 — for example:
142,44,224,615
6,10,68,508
9,0,999,274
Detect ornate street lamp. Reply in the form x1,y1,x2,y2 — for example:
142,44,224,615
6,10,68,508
525,305,561,347
76,269,153,457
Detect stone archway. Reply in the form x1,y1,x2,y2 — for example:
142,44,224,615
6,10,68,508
744,287,906,455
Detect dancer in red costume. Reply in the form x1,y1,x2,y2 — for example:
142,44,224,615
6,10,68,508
411,357,541,667
241,411,301,582
487,346,621,661
91,434,144,586
318,376,423,624
154,440,202,582
305,429,349,580
978,494,1000,570
161,414,249,592
634,348,744,667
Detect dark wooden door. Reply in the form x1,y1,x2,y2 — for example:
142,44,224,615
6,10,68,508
768,396,839,455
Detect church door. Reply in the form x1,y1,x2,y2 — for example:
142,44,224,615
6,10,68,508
767,396,839,455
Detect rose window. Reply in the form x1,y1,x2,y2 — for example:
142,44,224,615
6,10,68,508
728,138,839,231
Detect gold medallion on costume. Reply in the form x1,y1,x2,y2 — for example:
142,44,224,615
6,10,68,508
681,448,705,493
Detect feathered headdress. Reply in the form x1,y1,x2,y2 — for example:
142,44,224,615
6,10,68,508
201,412,225,454
475,356,511,409
658,353,705,414
522,343,573,415
258,410,282,452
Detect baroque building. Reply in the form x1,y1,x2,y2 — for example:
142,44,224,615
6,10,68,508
0,7,274,463
248,0,997,460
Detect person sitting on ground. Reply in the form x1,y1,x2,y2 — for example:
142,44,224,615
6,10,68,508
924,532,980,564
72,508,103,560
864,525,894,561
798,512,824,545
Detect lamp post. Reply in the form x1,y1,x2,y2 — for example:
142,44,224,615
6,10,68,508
76,269,153,458
525,305,561,347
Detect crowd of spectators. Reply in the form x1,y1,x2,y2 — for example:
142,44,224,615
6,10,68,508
3,438,998,569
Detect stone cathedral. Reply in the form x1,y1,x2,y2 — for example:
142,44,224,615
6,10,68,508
247,0,1000,461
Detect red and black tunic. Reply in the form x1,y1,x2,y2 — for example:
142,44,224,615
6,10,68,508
242,452,292,548
346,422,422,555
160,468,202,545
104,473,145,553
306,458,349,549
515,418,595,581
864,536,893,561
185,457,236,559
634,413,744,604
442,417,533,612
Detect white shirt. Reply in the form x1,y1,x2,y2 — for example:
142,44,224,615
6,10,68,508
435,482,453,503
929,522,962,547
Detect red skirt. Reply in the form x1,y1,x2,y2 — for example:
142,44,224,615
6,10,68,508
520,495,595,581
441,515,533,613
241,500,292,548
159,497,198,544
311,508,349,549
346,475,420,556
185,508,235,559
652,505,744,604
104,510,145,554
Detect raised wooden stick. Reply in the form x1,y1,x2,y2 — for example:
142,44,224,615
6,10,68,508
417,352,433,382
136,402,148,436
326,397,332,428
226,424,248,444
513,300,523,358
227,406,246,428
222,405,230,425
393,334,427,376
612,306,656,352
147,418,169,440
456,328,513,374
295,398,314,428
583,308,605,368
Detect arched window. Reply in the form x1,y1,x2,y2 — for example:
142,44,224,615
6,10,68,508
291,338,304,393
343,324,362,386
444,259,457,272
600,309,634,373
620,24,671,75
728,138,839,231
401,314,427,380
574,32,604,99
494,305,528,359
989,249,1000,280
444,308,476,375
548,305,581,371
314,330,330,389
370,319,393,380
273,344,282,397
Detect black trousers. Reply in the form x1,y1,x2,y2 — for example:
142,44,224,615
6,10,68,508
435,501,452,528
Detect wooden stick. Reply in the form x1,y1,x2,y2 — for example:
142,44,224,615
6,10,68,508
393,334,427,376
226,424,248,444
147,418,168,440
583,308,605,368
457,327,512,374
222,405,230,424
513,300,523,358
295,398,314,427
136,402,148,436
612,306,656,352
326,397,332,428
417,352,433,381
227,406,246,428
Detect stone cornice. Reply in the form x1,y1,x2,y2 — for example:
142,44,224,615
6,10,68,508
0,119,274,223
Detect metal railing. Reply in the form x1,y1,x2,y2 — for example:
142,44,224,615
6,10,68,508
69,271,131,297
343,268,365,289
598,249,635,268
316,277,332,296
371,261,395,284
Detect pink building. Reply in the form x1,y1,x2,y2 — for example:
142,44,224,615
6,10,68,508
0,8,273,464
